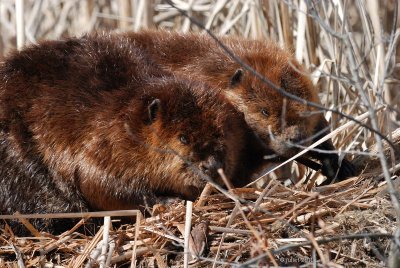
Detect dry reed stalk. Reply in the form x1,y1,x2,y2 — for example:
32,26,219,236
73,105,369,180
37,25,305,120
279,1,292,51
118,0,131,29
99,216,111,268
11,243,25,268
183,200,193,268
72,226,104,268
295,0,307,63
0,210,141,220
131,211,141,267
15,0,24,50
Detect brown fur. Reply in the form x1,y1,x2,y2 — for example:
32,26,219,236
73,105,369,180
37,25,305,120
124,30,356,182
0,33,265,233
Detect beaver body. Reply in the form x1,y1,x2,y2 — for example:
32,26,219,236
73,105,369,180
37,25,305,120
0,33,265,233
125,30,356,183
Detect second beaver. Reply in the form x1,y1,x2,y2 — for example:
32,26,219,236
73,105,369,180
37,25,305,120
125,30,356,184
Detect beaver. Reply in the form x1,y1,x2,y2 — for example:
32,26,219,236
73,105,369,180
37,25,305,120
124,30,356,184
0,33,266,234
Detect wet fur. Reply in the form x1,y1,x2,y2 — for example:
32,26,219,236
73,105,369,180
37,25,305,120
124,30,356,183
0,33,265,234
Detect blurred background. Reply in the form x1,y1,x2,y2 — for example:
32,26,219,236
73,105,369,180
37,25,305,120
0,1,398,64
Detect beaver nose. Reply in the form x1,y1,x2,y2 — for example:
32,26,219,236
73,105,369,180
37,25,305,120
199,156,222,178
285,126,305,145
288,132,304,144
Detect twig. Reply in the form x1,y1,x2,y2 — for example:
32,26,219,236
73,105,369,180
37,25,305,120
11,243,25,268
105,240,115,267
72,226,104,268
184,201,193,268
131,212,142,268
0,210,140,220
99,216,111,268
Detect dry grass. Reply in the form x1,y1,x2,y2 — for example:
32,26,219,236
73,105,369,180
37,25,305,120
0,168,398,267
0,0,399,267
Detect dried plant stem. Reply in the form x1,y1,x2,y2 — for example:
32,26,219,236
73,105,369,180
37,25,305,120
99,216,111,268
295,0,307,62
0,209,140,220
131,212,142,268
212,204,239,268
16,0,25,50
11,243,25,268
184,200,193,268
72,226,104,268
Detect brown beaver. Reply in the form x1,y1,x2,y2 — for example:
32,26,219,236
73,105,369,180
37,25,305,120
124,30,356,184
0,33,266,234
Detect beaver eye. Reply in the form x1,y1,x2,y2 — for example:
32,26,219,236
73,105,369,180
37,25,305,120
179,135,189,145
261,108,269,117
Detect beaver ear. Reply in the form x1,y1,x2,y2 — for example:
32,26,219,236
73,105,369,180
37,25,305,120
147,99,161,123
230,69,243,88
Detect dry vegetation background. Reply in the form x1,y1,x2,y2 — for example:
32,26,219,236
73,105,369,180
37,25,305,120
0,0,400,267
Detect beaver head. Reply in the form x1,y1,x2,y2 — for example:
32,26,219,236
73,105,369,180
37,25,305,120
122,77,255,201
223,58,320,158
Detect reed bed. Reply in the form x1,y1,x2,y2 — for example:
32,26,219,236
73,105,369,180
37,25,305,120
0,0,399,266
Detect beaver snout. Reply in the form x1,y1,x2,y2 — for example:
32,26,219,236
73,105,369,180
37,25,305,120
270,126,308,156
199,155,223,179
285,126,306,144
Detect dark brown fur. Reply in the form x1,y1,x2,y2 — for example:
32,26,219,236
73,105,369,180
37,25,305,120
124,30,356,183
0,33,265,234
